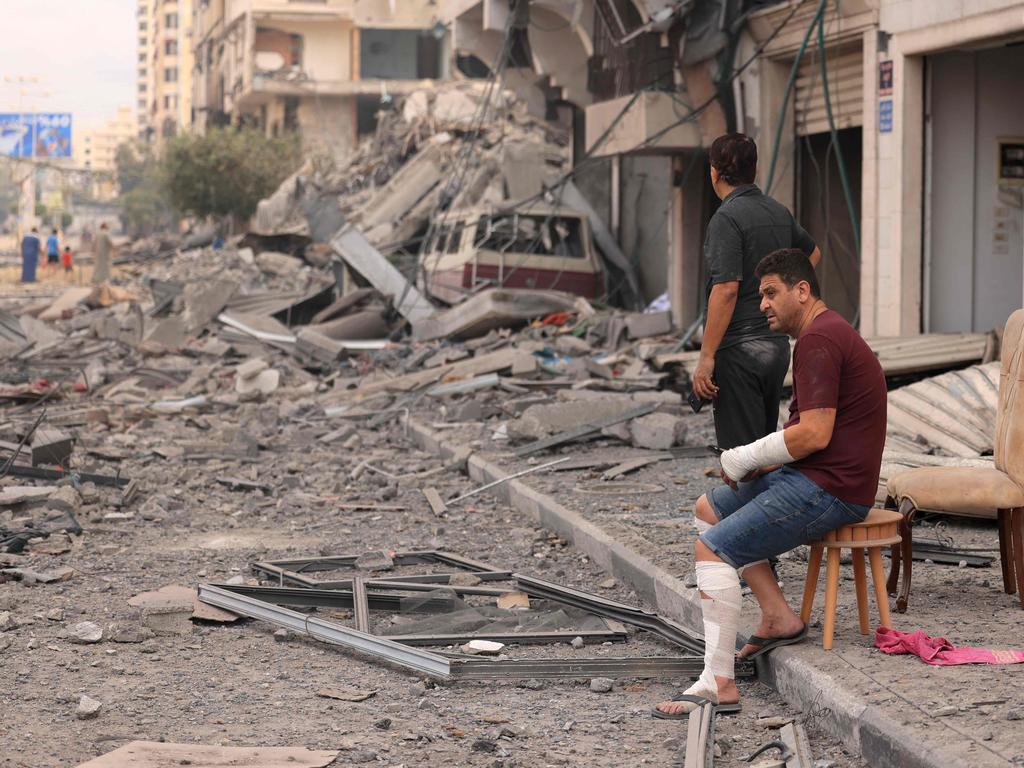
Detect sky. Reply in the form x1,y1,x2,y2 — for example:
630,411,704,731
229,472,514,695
0,0,137,132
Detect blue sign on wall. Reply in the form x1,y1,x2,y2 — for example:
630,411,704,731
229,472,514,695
879,99,893,134
0,113,72,158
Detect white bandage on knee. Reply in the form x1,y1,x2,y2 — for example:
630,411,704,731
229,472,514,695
694,517,712,536
685,561,742,701
720,430,795,482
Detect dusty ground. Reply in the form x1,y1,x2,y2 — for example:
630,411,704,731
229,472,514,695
0,405,864,768
422,404,1024,767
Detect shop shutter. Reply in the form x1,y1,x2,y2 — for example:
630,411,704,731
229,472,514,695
794,44,863,136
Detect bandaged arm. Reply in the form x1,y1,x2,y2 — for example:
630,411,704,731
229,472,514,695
719,408,836,482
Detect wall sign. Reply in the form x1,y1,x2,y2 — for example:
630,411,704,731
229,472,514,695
997,138,1024,185
879,60,894,96
879,99,893,133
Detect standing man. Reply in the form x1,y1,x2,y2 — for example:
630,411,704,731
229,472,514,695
93,222,113,284
654,249,887,717
693,134,821,450
20,227,41,283
45,228,60,270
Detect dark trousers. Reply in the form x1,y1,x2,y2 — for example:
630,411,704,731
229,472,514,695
712,336,791,450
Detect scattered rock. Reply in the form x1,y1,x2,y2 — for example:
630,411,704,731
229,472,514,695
0,611,16,632
461,639,505,655
589,677,613,693
756,715,793,728
417,698,439,713
931,704,957,717
45,608,65,622
471,738,498,753
66,621,103,644
517,679,545,690
76,695,102,719
598,577,617,589
570,636,584,649
347,748,377,764
628,412,687,450
106,622,155,643
663,737,682,750
1006,709,1024,721
354,550,394,571
374,718,391,730
814,760,838,768
273,628,290,642
317,687,376,702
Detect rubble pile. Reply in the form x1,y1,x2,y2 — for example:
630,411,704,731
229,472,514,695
253,80,573,258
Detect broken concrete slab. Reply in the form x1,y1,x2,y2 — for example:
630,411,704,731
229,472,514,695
509,400,651,442
330,227,434,328
127,584,238,623
74,741,339,768
413,289,584,342
629,412,688,450
625,310,674,340
38,286,93,321
0,486,56,506
183,280,237,332
31,428,74,467
311,309,391,341
256,250,304,277
297,327,347,364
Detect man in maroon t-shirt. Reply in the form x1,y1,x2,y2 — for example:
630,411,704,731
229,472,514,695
654,249,886,718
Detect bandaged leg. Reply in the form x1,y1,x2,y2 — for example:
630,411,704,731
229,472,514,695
694,517,712,535
686,561,742,701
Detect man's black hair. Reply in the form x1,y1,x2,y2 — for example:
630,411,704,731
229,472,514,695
709,133,757,186
755,248,820,298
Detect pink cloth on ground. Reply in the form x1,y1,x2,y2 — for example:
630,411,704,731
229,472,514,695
874,626,1024,666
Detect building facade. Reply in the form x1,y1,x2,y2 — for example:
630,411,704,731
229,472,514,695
74,107,138,200
191,0,448,160
138,0,195,145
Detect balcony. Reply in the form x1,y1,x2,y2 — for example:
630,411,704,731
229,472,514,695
584,90,701,156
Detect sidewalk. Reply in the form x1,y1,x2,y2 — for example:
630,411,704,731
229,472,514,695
407,416,1024,768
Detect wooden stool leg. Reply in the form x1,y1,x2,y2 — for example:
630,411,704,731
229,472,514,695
1012,508,1024,609
895,500,916,614
822,548,841,650
868,547,892,628
800,545,824,624
851,548,869,634
998,509,1016,595
885,496,901,596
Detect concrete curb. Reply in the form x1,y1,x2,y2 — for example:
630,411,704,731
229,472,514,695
406,418,975,768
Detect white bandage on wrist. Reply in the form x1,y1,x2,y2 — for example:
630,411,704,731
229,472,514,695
686,561,742,700
720,430,795,482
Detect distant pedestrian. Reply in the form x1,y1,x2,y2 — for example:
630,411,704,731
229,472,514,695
21,227,41,283
46,228,60,268
61,245,73,274
93,223,113,284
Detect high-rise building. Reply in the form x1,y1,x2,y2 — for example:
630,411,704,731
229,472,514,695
75,107,139,199
191,1,446,160
138,0,194,145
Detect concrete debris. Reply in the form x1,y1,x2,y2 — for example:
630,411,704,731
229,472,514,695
74,742,339,767
628,412,688,450
66,621,104,644
354,551,394,571
75,694,102,720
589,677,614,693
461,639,505,655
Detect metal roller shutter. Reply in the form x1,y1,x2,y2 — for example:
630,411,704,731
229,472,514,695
794,44,863,136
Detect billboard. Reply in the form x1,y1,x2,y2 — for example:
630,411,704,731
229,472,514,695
0,112,72,158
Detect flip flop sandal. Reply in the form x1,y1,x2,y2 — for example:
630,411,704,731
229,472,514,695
740,623,808,660
651,693,742,720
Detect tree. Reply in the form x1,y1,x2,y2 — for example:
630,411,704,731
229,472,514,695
116,140,168,237
159,127,300,227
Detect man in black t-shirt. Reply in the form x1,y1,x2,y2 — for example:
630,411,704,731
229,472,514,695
693,134,821,450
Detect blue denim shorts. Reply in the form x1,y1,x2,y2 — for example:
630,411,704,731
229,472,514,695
699,466,870,568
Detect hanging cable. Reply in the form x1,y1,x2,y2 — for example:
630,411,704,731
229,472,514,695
764,0,828,194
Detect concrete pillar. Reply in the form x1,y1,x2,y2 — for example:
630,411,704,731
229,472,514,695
859,28,880,336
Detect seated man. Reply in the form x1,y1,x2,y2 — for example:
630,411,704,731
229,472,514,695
654,248,887,717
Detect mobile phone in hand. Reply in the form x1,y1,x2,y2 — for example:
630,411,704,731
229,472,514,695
687,391,708,413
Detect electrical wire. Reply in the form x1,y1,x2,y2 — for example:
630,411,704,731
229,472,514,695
764,0,828,195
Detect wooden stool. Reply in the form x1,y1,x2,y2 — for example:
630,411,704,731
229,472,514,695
799,508,902,650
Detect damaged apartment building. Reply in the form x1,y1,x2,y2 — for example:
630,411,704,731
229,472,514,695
191,0,450,159
192,0,1024,337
